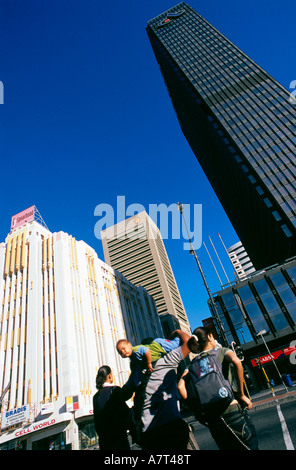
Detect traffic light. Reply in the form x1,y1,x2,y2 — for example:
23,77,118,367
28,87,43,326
231,341,244,361
234,345,244,361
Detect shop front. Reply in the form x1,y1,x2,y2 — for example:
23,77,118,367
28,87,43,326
250,343,296,389
0,412,75,450
75,407,99,450
0,403,100,450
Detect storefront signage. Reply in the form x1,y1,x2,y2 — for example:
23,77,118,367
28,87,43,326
1,405,30,430
41,402,54,415
14,419,56,437
0,412,74,446
251,344,296,367
66,395,79,412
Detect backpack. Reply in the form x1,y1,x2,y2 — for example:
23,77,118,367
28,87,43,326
185,348,234,424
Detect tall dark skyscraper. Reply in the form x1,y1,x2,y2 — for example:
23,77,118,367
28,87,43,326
146,2,296,270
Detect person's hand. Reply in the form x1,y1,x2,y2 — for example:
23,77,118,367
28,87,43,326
147,363,154,373
239,394,252,410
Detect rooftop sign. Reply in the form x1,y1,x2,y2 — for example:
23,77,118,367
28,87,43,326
11,206,35,230
158,9,185,28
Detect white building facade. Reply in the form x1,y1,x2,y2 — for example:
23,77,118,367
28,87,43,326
0,211,162,450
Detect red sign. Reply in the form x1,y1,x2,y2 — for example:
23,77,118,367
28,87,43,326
252,344,296,367
202,317,218,338
11,206,35,230
14,419,56,437
283,345,296,356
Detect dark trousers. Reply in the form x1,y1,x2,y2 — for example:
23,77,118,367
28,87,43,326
141,418,189,450
208,404,259,450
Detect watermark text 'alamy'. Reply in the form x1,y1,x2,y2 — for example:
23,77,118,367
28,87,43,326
94,196,202,251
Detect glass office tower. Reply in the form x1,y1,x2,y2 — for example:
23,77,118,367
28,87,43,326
213,258,296,346
146,2,296,270
212,257,296,389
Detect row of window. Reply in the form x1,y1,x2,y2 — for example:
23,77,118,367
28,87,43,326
207,115,294,238
156,10,296,139
150,14,296,235
158,10,296,123
159,35,296,211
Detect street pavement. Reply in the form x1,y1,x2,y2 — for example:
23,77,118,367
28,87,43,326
87,384,296,451
183,383,296,451
131,383,296,451
250,383,296,410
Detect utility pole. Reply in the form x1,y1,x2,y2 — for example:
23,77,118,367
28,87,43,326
257,330,289,394
177,203,228,345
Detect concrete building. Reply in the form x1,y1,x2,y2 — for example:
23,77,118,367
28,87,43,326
0,207,162,449
101,211,191,336
228,241,255,280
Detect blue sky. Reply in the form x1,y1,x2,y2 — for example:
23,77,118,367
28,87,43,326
1,0,295,330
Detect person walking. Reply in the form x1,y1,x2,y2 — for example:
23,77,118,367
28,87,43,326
93,365,133,450
117,330,185,440
135,329,197,450
178,327,259,450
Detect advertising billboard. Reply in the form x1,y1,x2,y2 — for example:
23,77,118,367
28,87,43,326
1,405,30,430
11,206,35,230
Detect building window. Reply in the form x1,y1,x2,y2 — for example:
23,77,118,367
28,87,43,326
263,197,273,208
256,186,264,195
272,210,281,221
236,285,269,334
286,265,296,284
220,291,253,343
248,174,256,183
269,271,296,325
253,278,289,331
281,224,293,237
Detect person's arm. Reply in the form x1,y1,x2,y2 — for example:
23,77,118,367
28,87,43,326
225,350,252,409
169,329,185,340
145,348,154,372
169,329,191,358
177,369,189,400
180,331,191,358
121,374,135,401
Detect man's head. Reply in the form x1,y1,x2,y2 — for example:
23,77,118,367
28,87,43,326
116,339,133,358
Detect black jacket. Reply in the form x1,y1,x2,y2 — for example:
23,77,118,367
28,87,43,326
93,385,132,450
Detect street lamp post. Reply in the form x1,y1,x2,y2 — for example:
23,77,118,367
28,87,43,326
256,330,289,394
177,202,228,345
